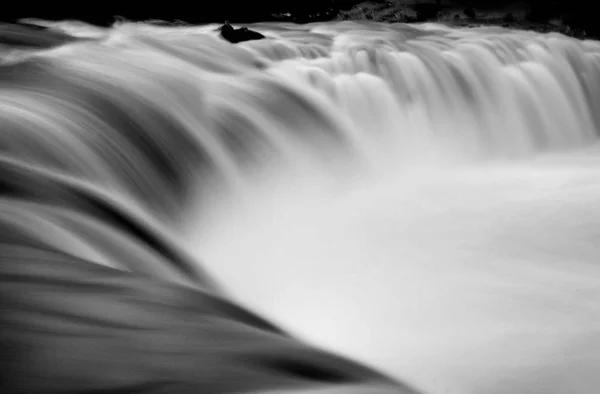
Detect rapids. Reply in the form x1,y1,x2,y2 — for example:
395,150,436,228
2,19,600,394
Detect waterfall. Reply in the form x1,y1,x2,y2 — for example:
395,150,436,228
2,19,600,394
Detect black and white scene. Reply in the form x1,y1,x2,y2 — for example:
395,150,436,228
1,1,600,393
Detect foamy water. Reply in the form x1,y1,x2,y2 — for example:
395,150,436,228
192,150,600,394
3,19,600,394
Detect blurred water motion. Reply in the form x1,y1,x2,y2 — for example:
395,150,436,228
1,20,600,394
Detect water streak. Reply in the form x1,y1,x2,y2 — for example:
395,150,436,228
2,19,600,394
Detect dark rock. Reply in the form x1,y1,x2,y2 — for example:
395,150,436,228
218,22,266,44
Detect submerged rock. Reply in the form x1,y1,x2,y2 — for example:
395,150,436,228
219,22,266,44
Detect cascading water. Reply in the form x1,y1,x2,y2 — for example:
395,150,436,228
2,19,600,394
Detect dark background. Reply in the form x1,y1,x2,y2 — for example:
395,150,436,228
2,1,597,36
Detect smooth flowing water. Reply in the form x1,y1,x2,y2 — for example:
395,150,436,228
2,19,600,394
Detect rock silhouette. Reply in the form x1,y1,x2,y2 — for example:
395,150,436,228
219,22,266,43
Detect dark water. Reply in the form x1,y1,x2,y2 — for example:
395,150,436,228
1,20,600,394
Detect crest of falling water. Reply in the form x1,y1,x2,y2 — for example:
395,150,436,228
4,19,600,394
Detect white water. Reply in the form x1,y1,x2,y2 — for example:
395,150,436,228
194,152,600,394
9,19,600,394
183,22,600,394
